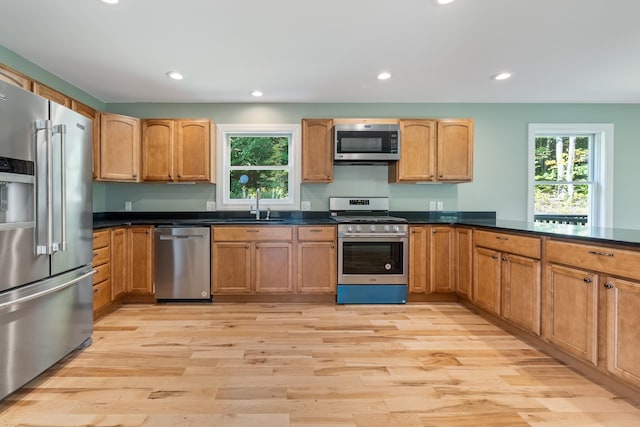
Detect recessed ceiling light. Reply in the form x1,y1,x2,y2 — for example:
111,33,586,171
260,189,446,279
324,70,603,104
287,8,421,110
492,72,512,81
251,90,263,97
166,71,183,80
435,0,455,5
101,0,119,4
377,72,392,80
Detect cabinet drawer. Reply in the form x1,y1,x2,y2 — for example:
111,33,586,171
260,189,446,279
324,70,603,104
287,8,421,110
93,245,110,266
474,230,540,259
545,239,640,280
93,230,110,249
93,263,110,284
213,226,293,242
297,226,336,241
93,280,111,312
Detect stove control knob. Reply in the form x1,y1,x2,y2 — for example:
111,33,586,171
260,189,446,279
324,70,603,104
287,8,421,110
393,225,400,232
347,225,354,232
384,225,391,232
355,225,362,232
370,225,376,232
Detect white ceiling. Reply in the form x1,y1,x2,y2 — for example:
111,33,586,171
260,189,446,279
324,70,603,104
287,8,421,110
2,0,639,104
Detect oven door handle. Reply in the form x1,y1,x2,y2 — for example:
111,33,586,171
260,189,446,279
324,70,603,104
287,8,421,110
339,232,407,238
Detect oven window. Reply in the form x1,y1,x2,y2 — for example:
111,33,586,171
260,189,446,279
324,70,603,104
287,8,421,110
342,241,404,275
340,136,383,153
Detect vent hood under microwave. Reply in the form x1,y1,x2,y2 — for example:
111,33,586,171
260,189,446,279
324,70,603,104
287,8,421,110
334,123,400,164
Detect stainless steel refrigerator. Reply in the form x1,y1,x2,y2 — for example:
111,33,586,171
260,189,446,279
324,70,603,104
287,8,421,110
0,81,94,401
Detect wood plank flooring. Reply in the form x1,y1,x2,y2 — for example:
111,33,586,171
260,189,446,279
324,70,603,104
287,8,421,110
2,303,640,427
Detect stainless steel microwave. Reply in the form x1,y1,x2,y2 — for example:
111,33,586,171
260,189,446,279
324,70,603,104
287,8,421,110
334,123,400,162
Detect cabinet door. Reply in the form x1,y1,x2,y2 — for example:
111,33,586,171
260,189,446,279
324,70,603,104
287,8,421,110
255,242,293,293
71,100,101,180
544,264,598,365
455,227,473,299
389,119,436,182
429,226,455,293
297,241,336,293
502,253,541,335
175,119,211,181
408,226,428,293
127,227,154,295
301,119,333,182
437,119,473,181
0,64,31,89
100,113,141,181
212,242,252,293
473,246,501,314
110,228,127,300
606,277,640,388
31,82,71,107
142,119,174,181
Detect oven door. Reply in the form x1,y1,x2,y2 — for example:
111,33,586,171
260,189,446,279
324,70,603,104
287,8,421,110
338,236,408,285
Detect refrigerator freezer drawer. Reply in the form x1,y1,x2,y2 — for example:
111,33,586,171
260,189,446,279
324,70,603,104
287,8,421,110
0,266,94,401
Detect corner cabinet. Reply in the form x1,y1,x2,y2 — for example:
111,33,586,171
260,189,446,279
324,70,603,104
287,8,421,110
142,119,212,182
409,225,455,295
99,113,141,181
301,119,333,182
389,118,473,183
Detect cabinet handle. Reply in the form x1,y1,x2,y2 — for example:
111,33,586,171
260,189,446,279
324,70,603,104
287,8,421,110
168,174,172,179
132,174,137,178
491,255,498,260
501,256,508,262
331,244,335,249
496,236,508,241
93,252,98,257
245,244,249,249
178,174,182,178
588,250,614,257
256,244,260,250
310,229,322,233
583,277,593,283
246,229,259,233
604,282,614,289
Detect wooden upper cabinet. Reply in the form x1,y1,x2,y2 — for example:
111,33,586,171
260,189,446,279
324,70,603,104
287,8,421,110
100,113,141,181
141,119,211,182
32,82,71,108
175,119,211,181
389,118,473,183
142,119,174,181
437,119,473,181
389,119,437,182
71,100,101,180
301,119,334,182
0,64,31,89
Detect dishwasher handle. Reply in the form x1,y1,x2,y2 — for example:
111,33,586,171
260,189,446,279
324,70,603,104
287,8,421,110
159,234,205,240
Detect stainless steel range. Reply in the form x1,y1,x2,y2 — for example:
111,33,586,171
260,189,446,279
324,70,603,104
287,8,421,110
329,197,408,304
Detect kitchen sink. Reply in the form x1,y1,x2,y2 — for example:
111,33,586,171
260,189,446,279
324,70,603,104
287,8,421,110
218,218,286,224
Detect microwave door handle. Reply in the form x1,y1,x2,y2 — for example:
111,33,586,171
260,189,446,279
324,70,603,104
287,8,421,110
53,124,67,251
35,120,54,255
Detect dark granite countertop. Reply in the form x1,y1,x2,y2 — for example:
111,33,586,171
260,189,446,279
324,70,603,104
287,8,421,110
93,211,640,248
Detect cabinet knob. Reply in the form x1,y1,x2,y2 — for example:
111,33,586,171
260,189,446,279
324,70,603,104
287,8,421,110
491,255,498,260
331,244,335,249
583,277,593,283
256,244,260,250
501,256,508,262
604,282,614,289
245,244,249,249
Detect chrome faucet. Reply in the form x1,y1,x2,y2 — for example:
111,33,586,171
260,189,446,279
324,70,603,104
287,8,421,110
251,188,261,219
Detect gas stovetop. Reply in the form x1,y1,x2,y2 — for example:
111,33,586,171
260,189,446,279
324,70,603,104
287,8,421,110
328,197,407,224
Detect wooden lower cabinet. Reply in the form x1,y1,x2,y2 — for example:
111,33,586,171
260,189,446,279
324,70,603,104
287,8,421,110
501,253,541,335
454,227,473,299
409,225,454,295
110,228,127,299
409,226,429,293
211,226,294,295
544,263,598,365
473,246,502,314
605,276,640,388
92,230,111,316
126,226,154,295
297,226,337,293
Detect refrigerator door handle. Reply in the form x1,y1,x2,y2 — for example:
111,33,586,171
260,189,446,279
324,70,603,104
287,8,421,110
0,269,95,312
53,124,67,251
35,119,54,255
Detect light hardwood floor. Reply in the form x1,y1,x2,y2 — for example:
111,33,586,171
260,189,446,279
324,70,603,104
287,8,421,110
1,303,640,427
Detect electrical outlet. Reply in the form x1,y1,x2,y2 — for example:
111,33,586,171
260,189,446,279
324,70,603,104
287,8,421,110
206,201,216,211
437,201,444,211
301,201,311,211
124,201,132,211
429,201,436,211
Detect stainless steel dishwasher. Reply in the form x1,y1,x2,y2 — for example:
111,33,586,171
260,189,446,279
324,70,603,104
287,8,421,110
154,227,211,301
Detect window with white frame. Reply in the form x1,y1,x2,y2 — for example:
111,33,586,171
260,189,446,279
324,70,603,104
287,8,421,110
216,124,301,211
527,124,613,228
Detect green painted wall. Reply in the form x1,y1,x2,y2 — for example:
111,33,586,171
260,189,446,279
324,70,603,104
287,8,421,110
3,46,639,229
107,102,640,229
